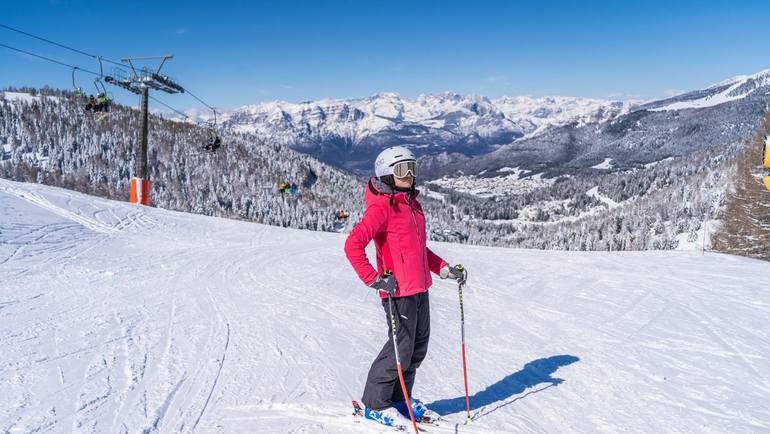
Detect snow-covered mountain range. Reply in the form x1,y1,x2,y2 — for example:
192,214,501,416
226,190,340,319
194,68,770,180
430,68,770,182
216,92,634,173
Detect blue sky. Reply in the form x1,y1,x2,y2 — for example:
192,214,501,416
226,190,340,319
1,0,768,111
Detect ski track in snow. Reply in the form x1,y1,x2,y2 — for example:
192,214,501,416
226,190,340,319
1,177,769,433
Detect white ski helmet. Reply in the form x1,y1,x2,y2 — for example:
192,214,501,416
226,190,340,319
374,146,417,178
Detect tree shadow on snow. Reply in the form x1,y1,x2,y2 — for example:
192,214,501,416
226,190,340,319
426,354,580,420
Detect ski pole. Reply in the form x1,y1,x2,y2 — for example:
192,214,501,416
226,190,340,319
456,264,472,424
381,271,420,434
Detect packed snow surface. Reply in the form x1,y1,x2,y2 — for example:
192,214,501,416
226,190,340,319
586,186,620,209
591,158,614,170
0,92,42,103
1,178,769,433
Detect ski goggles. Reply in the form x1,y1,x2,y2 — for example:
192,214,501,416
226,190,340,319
392,160,417,178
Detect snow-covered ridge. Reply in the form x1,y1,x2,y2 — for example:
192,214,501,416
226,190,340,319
231,93,629,126
651,69,770,111
0,91,59,103
216,92,634,146
706,68,770,89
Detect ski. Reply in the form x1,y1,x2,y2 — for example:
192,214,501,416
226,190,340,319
416,416,441,427
352,400,407,431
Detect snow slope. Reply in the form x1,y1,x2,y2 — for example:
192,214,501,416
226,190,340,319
590,158,614,170
650,69,770,111
586,186,620,209
1,178,769,433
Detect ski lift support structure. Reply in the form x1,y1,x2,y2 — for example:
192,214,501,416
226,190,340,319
107,55,184,205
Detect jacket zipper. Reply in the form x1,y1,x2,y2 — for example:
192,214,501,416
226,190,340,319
409,201,429,289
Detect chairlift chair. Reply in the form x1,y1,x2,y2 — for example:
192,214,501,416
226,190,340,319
71,67,84,96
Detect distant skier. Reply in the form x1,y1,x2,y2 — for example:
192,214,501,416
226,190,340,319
335,210,349,221
344,146,468,428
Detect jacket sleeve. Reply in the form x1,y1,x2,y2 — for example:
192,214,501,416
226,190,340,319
344,204,388,286
426,247,448,275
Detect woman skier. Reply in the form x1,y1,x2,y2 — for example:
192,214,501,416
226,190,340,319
344,146,468,428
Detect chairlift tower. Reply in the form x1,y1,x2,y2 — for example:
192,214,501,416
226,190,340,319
104,55,184,205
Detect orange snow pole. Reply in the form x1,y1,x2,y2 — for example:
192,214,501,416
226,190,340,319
129,177,152,205
395,361,419,434
456,264,472,424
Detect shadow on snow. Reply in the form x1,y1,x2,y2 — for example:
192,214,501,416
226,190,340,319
427,354,580,420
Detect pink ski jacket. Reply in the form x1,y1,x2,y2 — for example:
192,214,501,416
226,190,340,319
344,177,448,298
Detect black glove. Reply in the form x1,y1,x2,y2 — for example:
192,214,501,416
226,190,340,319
369,273,397,296
440,264,467,285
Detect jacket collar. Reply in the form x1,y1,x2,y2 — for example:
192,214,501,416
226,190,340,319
367,176,420,205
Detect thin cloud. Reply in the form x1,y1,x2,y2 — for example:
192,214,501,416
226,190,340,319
12,52,44,63
663,88,685,97
606,92,643,100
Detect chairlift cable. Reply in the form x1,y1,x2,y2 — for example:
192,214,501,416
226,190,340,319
0,42,100,75
1,26,221,130
1,23,220,120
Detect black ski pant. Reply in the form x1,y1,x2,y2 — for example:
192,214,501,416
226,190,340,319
362,290,430,410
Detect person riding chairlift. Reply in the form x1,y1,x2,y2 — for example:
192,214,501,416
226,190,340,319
205,136,221,153
85,95,96,113
96,93,110,113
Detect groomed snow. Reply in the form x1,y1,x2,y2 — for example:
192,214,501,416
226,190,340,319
644,157,675,169
591,158,614,170
586,186,620,209
1,178,769,433
0,92,41,103
0,92,59,104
